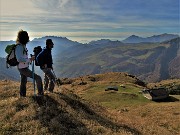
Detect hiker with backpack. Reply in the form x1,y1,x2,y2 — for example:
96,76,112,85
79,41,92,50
15,30,44,97
36,39,55,93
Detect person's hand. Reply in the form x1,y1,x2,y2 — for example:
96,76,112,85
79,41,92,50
30,56,35,61
44,64,47,68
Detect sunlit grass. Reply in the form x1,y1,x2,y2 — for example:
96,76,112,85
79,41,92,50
0,80,139,135
0,76,179,135
81,84,150,109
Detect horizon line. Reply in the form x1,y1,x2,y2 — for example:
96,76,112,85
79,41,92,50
0,33,179,43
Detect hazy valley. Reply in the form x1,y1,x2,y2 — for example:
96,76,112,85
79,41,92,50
0,33,179,83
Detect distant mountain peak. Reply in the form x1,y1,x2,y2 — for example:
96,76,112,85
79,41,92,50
129,35,141,38
122,35,144,43
122,33,179,43
88,39,112,45
88,39,122,46
32,36,69,42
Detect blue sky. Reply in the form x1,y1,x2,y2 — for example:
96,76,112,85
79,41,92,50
0,0,179,43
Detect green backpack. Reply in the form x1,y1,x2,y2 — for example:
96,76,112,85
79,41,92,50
5,44,19,68
5,44,16,54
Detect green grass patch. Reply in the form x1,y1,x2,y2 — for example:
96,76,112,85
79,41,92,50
81,84,150,109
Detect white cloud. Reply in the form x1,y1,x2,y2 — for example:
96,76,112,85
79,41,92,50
0,0,179,41
0,0,43,16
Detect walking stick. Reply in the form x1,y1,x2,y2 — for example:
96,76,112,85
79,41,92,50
52,69,61,87
31,56,36,96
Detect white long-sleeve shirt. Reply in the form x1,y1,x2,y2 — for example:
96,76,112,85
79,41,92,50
15,44,31,69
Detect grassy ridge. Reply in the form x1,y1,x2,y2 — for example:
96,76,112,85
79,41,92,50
67,73,180,135
0,73,180,135
0,80,141,135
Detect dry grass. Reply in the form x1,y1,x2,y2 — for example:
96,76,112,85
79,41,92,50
66,73,180,135
147,79,180,88
0,80,140,135
110,103,180,135
0,73,180,135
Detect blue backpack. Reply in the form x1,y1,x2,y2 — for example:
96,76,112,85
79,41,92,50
33,46,43,66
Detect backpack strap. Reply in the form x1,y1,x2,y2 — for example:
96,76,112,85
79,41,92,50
36,48,46,66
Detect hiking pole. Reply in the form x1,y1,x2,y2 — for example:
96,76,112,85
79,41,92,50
52,69,57,79
31,54,36,96
51,69,58,86
52,69,61,87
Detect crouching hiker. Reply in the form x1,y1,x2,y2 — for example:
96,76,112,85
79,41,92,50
15,30,44,97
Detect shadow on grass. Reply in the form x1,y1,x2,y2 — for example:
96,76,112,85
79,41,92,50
55,92,142,135
33,95,93,135
154,96,179,102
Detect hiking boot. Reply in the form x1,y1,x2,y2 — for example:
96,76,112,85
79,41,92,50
20,95,26,98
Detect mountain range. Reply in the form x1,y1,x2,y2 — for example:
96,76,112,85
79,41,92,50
0,58,20,80
0,33,179,82
122,33,179,43
0,33,178,58
55,37,180,82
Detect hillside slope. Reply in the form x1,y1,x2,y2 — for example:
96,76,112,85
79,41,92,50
0,80,141,135
55,38,180,82
1,35,179,82
0,72,179,135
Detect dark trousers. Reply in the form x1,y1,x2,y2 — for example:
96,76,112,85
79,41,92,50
18,68,43,96
42,68,55,92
